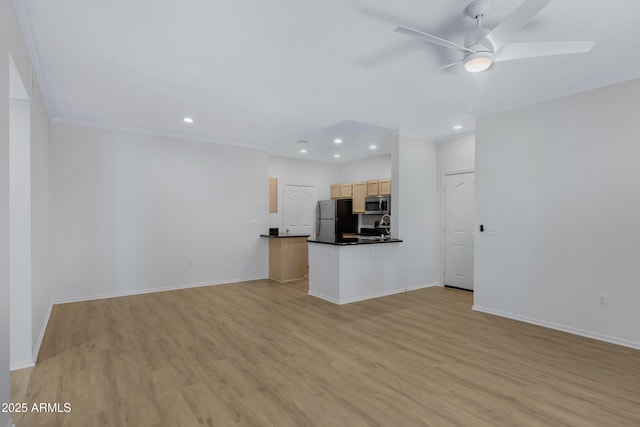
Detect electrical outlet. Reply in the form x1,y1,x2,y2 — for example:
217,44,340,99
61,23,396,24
598,295,607,307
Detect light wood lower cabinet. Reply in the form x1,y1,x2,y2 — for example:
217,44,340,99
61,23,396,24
268,237,308,282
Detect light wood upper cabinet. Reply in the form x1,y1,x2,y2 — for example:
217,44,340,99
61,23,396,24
331,183,354,199
340,184,352,198
352,182,366,213
269,177,278,213
379,179,391,195
330,184,341,199
366,180,380,196
366,179,391,196
331,178,391,201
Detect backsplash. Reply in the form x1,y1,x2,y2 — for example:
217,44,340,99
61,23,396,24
359,214,382,229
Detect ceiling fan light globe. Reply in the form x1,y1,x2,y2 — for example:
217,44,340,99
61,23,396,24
464,51,493,72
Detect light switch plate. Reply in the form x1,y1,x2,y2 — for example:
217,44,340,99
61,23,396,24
485,225,500,236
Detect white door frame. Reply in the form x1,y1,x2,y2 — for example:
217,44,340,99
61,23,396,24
441,169,475,288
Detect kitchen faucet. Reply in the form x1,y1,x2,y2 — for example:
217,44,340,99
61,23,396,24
380,214,391,236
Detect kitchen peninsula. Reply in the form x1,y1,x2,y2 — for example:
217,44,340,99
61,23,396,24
307,236,403,304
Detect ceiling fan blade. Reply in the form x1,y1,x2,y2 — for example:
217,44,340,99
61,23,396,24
394,26,476,54
434,61,464,72
399,61,463,84
494,41,595,62
481,0,552,50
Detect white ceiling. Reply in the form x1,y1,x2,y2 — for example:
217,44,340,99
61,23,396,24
18,0,640,156
270,120,394,163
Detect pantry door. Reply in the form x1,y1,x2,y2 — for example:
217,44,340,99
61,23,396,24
283,185,316,238
444,172,475,290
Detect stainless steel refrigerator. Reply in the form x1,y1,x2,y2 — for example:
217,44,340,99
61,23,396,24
316,199,358,241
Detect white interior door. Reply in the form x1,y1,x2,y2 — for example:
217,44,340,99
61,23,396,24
283,185,316,237
444,172,475,290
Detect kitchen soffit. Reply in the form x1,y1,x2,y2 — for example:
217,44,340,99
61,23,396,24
270,120,395,163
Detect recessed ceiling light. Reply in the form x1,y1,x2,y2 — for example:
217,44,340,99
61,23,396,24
183,117,194,124
300,149,308,154
369,144,377,150
453,125,463,130
333,154,341,158
334,138,343,144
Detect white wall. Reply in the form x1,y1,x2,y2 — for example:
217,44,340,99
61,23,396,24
474,78,640,349
0,35,11,427
28,75,51,365
337,154,391,183
268,156,338,229
50,123,269,302
9,97,32,368
435,134,475,284
391,134,440,288
2,0,52,418
436,133,475,177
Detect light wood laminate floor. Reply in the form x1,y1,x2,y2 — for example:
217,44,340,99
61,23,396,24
11,280,640,426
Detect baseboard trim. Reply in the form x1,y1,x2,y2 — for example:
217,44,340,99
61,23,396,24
338,282,439,305
31,301,54,366
472,305,640,351
52,276,267,305
309,283,439,305
307,291,340,305
10,359,35,372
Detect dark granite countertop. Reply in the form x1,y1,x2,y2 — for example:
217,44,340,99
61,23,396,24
260,234,310,238
308,236,403,246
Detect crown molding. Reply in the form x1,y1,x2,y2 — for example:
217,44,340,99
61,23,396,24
51,117,270,151
12,0,55,116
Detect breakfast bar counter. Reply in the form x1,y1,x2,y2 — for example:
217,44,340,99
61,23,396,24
307,236,403,245
308,237,403,305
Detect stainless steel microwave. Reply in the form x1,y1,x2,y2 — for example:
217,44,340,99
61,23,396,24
364,196,390,215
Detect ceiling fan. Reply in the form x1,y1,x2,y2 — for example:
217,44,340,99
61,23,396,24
394,0,595,73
